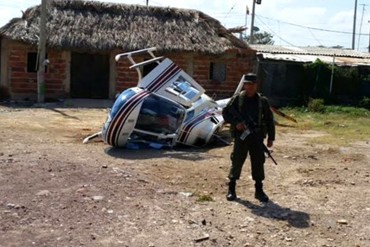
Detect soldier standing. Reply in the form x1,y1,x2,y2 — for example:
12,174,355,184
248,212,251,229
222,73,275,202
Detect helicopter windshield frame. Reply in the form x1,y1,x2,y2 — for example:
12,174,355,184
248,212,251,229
134,93,186,135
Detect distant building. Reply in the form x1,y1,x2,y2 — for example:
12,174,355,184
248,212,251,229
250,45,370,106
0,0,255,101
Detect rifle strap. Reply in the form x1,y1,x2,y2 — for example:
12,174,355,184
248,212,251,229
258,93,263,126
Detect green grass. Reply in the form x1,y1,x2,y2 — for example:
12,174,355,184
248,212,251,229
276,106,370,146
195,194,214,202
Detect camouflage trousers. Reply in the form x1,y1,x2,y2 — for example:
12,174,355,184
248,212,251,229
228,132,265,181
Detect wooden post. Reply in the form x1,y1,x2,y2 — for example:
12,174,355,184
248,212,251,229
37,0,47,103
330,56,335,94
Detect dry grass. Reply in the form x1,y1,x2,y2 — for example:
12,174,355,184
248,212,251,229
0,0,246,54
276,106,370,146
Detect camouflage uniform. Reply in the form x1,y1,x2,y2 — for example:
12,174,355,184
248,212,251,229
222,91,275,182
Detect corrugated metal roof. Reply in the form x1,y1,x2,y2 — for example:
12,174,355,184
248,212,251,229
249,45,370,66
250,45,370,58
256,53,370,66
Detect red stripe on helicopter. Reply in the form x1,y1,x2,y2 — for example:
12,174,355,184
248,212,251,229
107,91,149,146
146,62,178,91
107,91,144,145
180,117,212,143
178,111,212,143
112,93,150,147
109,91,149,146
147,63,180,92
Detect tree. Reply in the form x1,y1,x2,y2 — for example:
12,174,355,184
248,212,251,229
317,45,344,49
245,31,274,45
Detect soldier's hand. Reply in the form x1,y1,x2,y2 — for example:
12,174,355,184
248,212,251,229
236,122,246,131
267,139,273,148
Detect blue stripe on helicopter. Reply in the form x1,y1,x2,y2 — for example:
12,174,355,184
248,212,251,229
109,91,149,146
113,92,150,146
147,63,181,92
146,62,177,91
178,111,213,143
107,91,150,146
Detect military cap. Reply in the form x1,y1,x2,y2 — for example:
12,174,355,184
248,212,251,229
243,73,257,84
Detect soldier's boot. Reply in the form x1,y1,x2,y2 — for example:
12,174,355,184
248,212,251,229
226,180,237,201
254,181,269,203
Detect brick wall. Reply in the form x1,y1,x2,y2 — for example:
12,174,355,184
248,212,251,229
3,42,255,100
45,51,67,97
6,41,67,100
115,58,140,93
8,43,36,96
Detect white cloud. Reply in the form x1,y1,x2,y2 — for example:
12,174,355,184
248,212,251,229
328,11,353,30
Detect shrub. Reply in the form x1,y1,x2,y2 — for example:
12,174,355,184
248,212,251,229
359,97,370,110
308,98,325,113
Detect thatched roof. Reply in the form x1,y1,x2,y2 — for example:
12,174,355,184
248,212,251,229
0,0,248,54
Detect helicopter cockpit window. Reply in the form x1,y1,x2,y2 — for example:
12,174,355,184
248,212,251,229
110,89,137,118
135,94,185,134
170,75,200,101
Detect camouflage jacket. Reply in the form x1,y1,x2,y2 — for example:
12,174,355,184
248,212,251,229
222,91,275,141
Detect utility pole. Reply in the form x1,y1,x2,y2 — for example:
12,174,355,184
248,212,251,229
249,0,256,44
146,0,149,6
352,0,358,50
357,4,367,51
37,0,47,103
368,20,370,53
245,5,249,39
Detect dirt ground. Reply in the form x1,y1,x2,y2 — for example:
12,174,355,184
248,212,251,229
0,100,369,247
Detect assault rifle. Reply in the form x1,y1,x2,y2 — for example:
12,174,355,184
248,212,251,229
223,104,278,165
239,123,278,166
263,144,278,165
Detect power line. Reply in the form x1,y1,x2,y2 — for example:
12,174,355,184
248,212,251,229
357,4,368,50
308,28,323,47
255,15,296,46
255,15,352,48
221,1,238,26
257,14,370,36
215,11,370,37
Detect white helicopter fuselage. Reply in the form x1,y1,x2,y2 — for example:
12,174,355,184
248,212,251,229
101,49,226,148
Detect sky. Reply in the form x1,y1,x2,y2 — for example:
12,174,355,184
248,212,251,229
0,0,370,52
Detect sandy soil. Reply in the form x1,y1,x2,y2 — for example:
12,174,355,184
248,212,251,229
0,101,369,247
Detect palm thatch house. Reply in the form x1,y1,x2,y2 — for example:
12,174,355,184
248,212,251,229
0,0,255,101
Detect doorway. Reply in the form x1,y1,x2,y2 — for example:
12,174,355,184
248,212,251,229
70,53,109,99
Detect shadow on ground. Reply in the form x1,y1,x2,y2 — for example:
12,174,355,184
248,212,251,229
0,98,113,109
236,199,310,228
104,145,227,161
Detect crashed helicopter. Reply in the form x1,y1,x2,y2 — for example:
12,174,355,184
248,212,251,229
83,47,295,149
